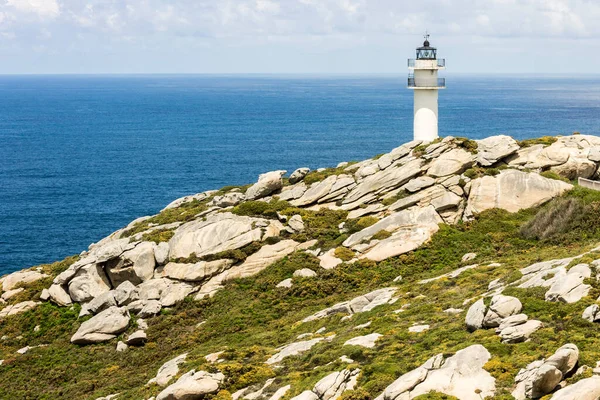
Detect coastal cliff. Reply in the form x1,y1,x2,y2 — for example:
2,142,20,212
3,134,600,399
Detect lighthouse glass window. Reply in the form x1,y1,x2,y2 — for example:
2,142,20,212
416,48,436,60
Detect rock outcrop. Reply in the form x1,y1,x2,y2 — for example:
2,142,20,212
376,345,495,400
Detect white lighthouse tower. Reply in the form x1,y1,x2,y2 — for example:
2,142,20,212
408,33,445,142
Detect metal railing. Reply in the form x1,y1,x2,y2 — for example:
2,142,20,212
408,77,446,88
407,59,446,68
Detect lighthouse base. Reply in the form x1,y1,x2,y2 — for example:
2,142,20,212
414,90,439,142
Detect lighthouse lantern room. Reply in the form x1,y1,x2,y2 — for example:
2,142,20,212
408,33,445,142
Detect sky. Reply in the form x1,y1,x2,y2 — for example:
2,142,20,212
0,0,599,74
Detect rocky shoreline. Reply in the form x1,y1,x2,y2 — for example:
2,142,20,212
3,133,600,399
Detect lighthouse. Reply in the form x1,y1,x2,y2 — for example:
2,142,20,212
408,33,445,142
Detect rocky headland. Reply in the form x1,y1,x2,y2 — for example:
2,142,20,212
3,134,600,399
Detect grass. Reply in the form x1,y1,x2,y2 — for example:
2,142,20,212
518,136,558,148
303,166,353,185
4,188,600,399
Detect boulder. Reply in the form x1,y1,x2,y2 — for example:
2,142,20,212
114,281,139,306
499,319,543,344
126,330,147,346
1,288,23,301
482,295,523,328
154,242,170,265
292,175,338,207
148,353,188,386
550,376,600,399
160,259,234,282
343,333,382,348
583,304,600,322
162,190,217,211
545,265,591,303
476,135,520,166
513,344,579,399
343,159,424,204
293,269,317,278
276,278,293,288
0,301,40,319
245,170,286,200
361,224,440,262
222,240,311,281
279,183,308,201
156,370,224,400
68,264,112,303
1,270,48,292
302,288,396,322
427,148,474,177
168,213,282,259
209,192,245,208
71,306,130,344
289,168,310,184
266,338,326,364
288,215,305,232
319,249,343,270
404,176,435,193
80,291,117,317
312,369,360,400
47,284,73,306
379,345,495,400
343,206,442,248
465,170,572,218
104,241,156,287
116,341,128,352
465,299,486,332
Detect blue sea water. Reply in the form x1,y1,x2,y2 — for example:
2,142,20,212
1,74,600,275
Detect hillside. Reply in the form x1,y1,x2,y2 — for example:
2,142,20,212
3,134,600,399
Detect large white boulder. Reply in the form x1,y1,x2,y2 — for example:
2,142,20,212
550,376,600,399
343,159,424,204
378,345,495,400
156,370,224,400
427,148,474,177
266,338,326,364
464,170,572,218
289,168,310,184
159,259,234,282
105,241,156,287
545,264,591,303
476,135,520,166
245,170,286,200
68,264,112,303
343,333,382,349
168,213,282,259
1,270,48,292
70,306,130,344
0,301,40,319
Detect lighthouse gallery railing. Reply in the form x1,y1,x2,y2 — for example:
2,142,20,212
407,77,446,88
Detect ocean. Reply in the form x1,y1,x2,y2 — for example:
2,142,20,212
1,74,599,275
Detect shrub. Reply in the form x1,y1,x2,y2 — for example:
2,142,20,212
303,167,349,185
463,169,479,179
340,388,372,400
232,199,292,219
345,217,378,234
454,137,478,154
141,229,175,244
334,247,355,261
484,168,500,176
372,230,392,241
518,136,557,148
381,190,409,207
412,393,459,400
520,198,584,240
540,171,569,182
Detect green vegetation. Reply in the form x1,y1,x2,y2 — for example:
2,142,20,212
518,136,558,148
6,185,600,399
540,170,569,182
412,137,442,157
141,229,175,244
303,166,355,185
453,137,478,154
334,247,355,262
345,217,378,234
122,198,212,238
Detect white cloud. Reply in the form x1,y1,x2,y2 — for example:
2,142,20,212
5,0,60,18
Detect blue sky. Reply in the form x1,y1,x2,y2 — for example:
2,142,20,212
0,0,598,74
